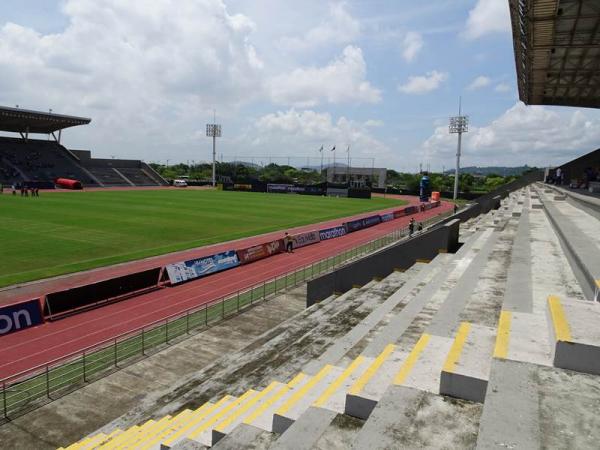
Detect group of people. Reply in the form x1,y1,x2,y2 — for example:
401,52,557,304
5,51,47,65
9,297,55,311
1,183,41,197
408,218,423,236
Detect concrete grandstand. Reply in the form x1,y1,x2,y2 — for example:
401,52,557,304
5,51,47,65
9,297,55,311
1,1,600,449
0,105,167,188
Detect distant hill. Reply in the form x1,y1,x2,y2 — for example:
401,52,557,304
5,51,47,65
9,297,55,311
444,165,535,176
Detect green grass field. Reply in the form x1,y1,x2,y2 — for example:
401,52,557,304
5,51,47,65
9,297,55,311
0,189,404,287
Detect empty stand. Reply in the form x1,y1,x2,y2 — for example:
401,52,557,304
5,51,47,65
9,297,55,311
56,185,600,449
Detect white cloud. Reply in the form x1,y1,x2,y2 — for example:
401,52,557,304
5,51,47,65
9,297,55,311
495,82,512,92
0,0,263,159
421,102,600,167
463,0,511,40
401,31,423,62
467,75,491,90
279,2,360,52
251,109,392,161
364,119,384,127
268,46,381,107
398,70,447,95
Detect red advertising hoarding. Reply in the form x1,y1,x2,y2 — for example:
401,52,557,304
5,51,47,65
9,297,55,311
237,239,284,264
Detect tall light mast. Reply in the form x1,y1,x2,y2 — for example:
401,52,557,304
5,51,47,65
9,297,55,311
206,110,222,187
449,98,469,200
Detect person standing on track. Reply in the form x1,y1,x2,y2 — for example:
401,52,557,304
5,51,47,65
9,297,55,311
284,232,294,253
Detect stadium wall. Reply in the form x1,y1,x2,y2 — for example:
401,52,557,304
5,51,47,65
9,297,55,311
306,219,460,306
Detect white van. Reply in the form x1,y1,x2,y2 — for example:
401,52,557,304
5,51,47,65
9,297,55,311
173,179,188,187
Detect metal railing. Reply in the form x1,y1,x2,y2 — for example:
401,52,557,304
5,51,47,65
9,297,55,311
0,209,451,421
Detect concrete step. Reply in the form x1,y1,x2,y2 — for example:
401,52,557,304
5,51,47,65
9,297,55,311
272,364,344,434
476,358,600,450
439,322,496,403
269,407,337,450
243,373,310,433
303,258,446,374
137,409,194,449
211,381,287,446
540,193,600,301
211,423,275,450
546,295,600,375
188,390,260,447
344,344,406,420
160,396,236,449
393,333,453,393
351,385,482,450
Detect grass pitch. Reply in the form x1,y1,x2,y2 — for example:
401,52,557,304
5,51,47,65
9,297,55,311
0,189,404,287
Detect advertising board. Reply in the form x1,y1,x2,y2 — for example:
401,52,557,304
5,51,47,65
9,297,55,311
237,239,284,264
344,218,365,233
319,225,347,241
393,209,407,218
292,230,321,249
267,184,293,193
380,212,394,222
166,250,240,284
362,215,382,228
0,299,43,336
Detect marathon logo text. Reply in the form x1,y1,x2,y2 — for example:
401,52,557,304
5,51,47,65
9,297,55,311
319,226,347,241
0,299,43,336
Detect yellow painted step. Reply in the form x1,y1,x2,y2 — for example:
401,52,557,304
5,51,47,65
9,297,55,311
349,344,395,395
243,373,306,426
98,425,140,449
123,415,171,449
215,382,281,433
161,396,235,448
187,390,259,441
314,356,365,407
138,408,194,450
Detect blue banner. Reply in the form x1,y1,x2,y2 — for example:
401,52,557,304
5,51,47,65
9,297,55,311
362,215,382,228
345,218,365,233
0,299,43,336
319,225,347,241
380,213,394,222
166,250,240,284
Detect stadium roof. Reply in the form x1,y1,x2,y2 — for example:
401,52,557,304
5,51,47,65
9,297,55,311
0,106,91,134
509,0,600,108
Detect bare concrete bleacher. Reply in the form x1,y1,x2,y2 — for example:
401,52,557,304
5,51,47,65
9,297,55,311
29,181,600,449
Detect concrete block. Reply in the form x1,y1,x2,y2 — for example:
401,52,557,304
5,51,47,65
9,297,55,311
546,296,600,375
344,346,408,420
243,373,311,433
392,334,453,394
211,381,286,446
161,396,236,449
439,323,495,403
272,365,343,434
270,407,336,450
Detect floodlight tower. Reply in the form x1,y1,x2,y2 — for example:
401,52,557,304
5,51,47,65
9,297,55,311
449,98,469,200
206,111,222,187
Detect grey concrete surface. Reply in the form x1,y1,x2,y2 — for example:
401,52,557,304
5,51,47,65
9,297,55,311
303,264,427,374
0,288,306,450
311,414,364,450
502,210,533,313
270,407,336,450
477,358,600,450
211,424,275,450
352,385,481,450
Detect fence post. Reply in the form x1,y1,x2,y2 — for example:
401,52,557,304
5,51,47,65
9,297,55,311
141,329,145,355
222,297,225,318
45,366,50,399
114,338,118,367
263,281,266,299
165,319,169,344
294,269,297,285
186,311,190,334
205,304,208,325
83,352,87,382
2,381,7,419
237,292,240,311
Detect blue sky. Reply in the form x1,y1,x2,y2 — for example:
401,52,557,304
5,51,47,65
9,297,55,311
1,0,599,171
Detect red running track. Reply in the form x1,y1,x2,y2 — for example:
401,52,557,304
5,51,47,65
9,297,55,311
0,199,452,381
